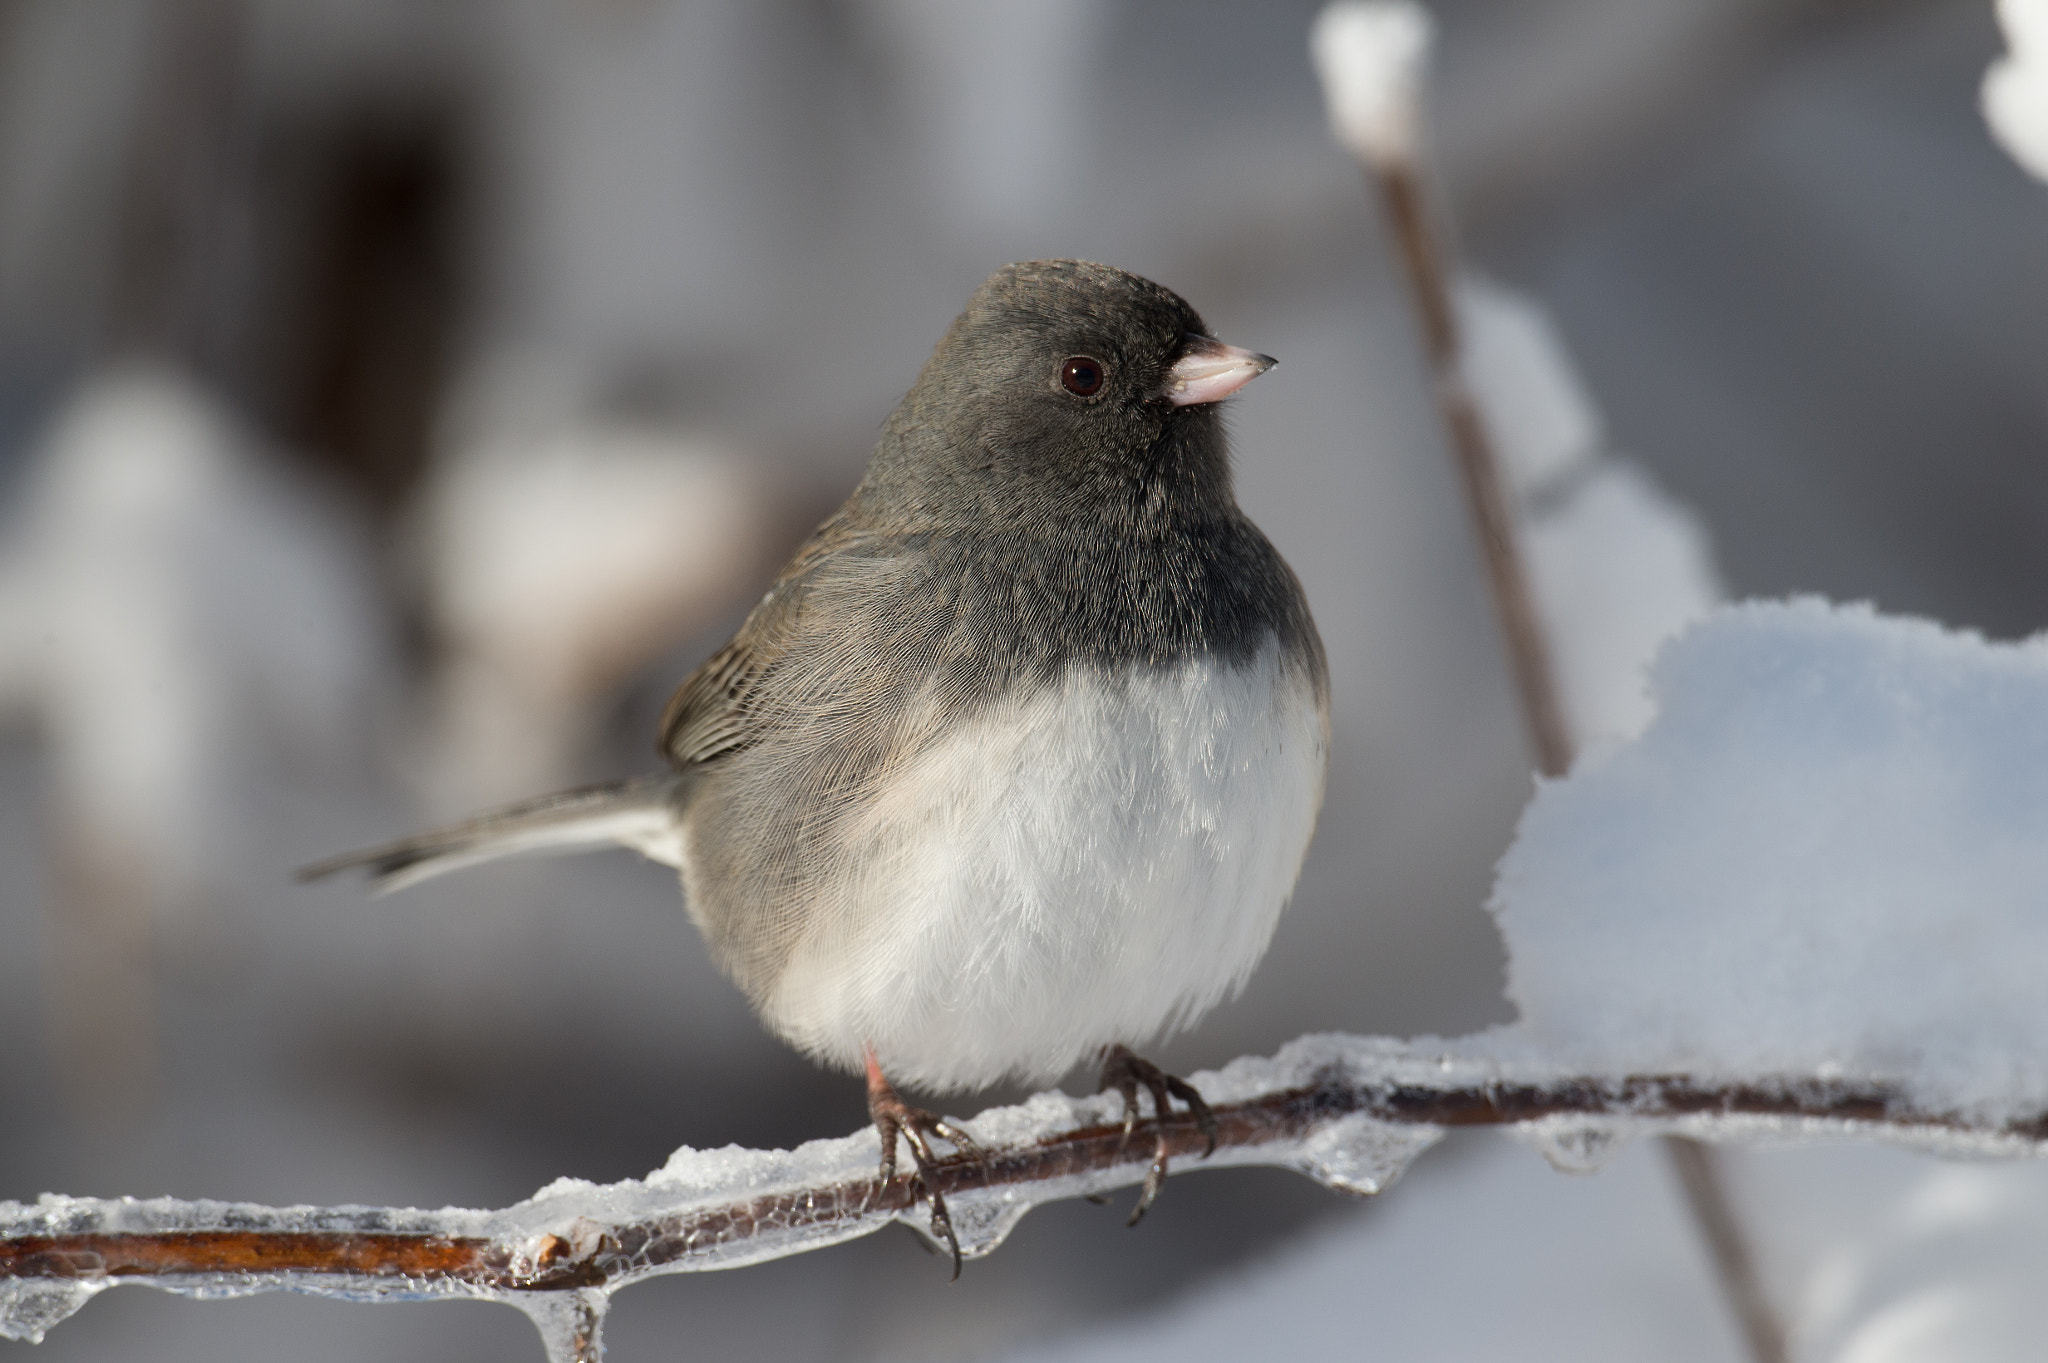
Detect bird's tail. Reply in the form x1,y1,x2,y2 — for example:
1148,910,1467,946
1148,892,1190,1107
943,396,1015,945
297,773,692,895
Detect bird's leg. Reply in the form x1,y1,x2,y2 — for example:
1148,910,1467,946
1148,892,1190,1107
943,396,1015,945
1099,1044,1219,1227
864,1047,982,1279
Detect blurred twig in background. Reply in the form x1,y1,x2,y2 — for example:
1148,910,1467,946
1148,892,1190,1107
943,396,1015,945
1311,7,1782,1361
1310,2,1572,777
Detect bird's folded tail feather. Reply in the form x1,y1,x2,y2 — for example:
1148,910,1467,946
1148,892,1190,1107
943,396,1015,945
297,773,691,895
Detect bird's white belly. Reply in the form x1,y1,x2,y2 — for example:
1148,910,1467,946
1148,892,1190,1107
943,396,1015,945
760,639,1327,1092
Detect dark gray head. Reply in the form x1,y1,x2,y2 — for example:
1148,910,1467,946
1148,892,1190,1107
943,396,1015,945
824,259,1315,680
864,260,1274,518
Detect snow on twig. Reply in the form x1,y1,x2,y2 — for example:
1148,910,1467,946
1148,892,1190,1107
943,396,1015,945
1310,2,1432,171
5,1035,2044,1360
1312,1,1575,777
1985,0,2048,183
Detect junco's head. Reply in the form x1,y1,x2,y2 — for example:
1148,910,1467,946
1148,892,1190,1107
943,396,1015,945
872,260,1274,508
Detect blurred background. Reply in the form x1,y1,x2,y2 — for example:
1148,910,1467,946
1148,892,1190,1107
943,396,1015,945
1,0,2046,1360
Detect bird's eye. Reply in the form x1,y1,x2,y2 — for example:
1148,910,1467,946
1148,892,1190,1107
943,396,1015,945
1060,356,1105,397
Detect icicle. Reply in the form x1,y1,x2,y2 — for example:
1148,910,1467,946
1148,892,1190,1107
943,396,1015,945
0,1279,108,1344
1292,1114,1444,1196
1520,1117,1636,1175
517,1288,610,1363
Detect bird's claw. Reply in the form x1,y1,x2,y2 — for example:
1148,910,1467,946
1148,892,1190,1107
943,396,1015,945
1100,1045,1217,1227
866,1067,978,1280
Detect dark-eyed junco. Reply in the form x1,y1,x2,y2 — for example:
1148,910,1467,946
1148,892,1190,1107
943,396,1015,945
305,260,1328,1263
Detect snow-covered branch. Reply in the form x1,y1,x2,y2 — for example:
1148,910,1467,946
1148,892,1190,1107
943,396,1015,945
6,1034,2045,1361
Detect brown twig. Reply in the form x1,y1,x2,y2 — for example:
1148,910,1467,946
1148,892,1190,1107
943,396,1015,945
1369,159,1575,777
4,1066,2039,1297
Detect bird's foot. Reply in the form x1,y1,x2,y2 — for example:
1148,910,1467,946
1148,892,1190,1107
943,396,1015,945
865,1053,982,1280
1100,1045,1218,1227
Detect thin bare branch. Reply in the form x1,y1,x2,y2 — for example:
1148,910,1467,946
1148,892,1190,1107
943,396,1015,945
1665,1136,1790,1363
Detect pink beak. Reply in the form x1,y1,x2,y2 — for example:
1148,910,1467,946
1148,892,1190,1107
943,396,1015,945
1160,335,1277,406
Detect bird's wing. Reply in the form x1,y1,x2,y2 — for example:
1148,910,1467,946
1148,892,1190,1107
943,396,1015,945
659,631,771,768
658,511,930,769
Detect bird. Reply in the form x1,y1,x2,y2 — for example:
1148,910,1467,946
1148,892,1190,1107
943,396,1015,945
303,260,1329,1266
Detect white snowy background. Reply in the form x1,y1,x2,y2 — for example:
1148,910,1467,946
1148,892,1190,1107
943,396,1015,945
3,1,2048,1360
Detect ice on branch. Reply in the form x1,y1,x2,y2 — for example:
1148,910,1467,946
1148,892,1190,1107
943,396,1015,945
0,1039,1456,1353
1489,598,2048,1119
1310,1,1434,169
1985,0,2048,183
5,1029,2044,1358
